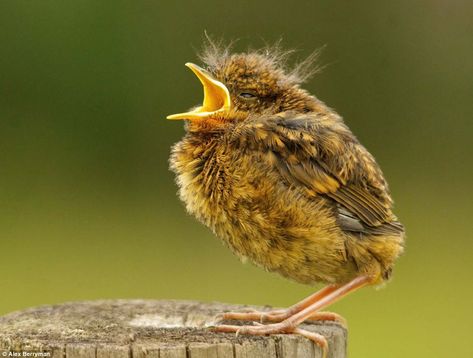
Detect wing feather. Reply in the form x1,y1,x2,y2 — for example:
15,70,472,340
233,112,404,236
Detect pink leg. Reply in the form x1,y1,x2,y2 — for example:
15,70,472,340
212,276,372,354
217,284,339,323
287,276,371,326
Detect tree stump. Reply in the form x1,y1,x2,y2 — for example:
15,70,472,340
0,300,346,358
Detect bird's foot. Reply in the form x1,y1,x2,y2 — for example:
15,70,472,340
307,311,347,327
216,309,346,327
213,276,372,358
211,321,328,358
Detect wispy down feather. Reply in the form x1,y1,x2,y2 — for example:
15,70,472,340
199,35,324,86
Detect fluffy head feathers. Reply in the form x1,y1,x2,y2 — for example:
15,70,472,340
199,37,323,88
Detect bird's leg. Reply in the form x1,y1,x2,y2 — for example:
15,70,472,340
211,275,372,353
217,284,340,324
283,275,371,325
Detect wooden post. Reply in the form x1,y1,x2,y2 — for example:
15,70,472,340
0,300,346,358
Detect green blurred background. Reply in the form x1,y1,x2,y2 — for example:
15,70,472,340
1,1,472,357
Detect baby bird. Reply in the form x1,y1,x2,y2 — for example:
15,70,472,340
167,42,404,355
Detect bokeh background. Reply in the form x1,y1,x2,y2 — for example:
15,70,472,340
1,1,472,357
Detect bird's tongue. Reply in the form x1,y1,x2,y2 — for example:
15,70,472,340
167,63,231,121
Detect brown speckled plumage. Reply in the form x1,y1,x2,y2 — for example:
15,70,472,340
169,45,404,285
167,42,405,351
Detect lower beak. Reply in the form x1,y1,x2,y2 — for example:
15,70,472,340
167,63,231,120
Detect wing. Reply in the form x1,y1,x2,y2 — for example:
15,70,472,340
232,112,404,236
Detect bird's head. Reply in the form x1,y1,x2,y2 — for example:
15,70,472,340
167,41,322,130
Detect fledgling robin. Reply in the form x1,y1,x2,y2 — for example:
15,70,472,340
167,41,405,356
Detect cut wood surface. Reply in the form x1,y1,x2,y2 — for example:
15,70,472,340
0,300,346,358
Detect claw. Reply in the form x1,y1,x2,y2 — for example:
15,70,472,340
293,327,328,358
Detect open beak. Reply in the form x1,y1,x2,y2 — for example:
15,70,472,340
167,63,231,120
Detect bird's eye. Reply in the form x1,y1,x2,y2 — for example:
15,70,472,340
238,92,257,100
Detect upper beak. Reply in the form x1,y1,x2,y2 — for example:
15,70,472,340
167,63,231,120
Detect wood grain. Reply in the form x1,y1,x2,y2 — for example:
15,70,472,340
0,300,346,358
